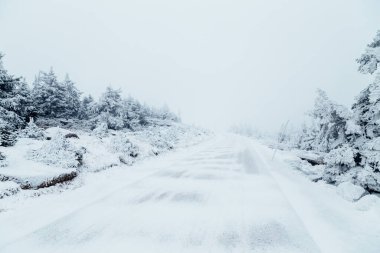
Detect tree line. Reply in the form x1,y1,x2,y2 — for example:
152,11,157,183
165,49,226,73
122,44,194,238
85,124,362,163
0,55,179,146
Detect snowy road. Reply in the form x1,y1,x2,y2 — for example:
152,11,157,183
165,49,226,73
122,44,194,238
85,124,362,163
0,134,379,253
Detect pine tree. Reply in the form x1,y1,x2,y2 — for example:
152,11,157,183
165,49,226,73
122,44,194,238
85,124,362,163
350,31,380,192
299,89,354,153
357,31,380,74
32,68,71,119
352,76,380,140
122,96,147,129
96,86,124,130
78,95,96,120
0,53,29,146
61,74,81,118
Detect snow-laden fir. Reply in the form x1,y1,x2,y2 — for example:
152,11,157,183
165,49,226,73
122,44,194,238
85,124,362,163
275,31,380,194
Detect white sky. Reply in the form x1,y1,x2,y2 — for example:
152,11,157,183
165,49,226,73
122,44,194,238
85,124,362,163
1,0,380,132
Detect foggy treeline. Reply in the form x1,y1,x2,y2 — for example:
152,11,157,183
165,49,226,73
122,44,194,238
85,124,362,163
0,57,179,147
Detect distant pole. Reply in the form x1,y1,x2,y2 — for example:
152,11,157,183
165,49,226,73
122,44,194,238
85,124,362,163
272,120,289,161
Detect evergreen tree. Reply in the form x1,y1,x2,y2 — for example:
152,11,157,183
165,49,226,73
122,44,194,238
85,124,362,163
307,90,352,152
0,53,29,146
32,68,67,118
351,31,380,191
357,30,380,74
122,96,148,129
61,74,81,118
352,76,380,140
98,86,123,115
96,86,124,130
297,89,354,153
78,95,96,120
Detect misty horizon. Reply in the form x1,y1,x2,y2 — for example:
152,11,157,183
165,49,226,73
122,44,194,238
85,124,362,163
1,0,380,132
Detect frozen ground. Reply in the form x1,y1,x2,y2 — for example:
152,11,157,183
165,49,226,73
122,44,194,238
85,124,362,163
0,134,379,253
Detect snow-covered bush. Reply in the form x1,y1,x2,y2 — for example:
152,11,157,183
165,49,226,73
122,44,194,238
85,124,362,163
93,122,108,138
0,152,7,167
323,145,356,183
362,150,380,172
0,127,17,147
149,134,175,154
0,181,20,199
19,119,44,139
28,132,85,168
324,145,356,168
109,133,139,165
355,166,380,193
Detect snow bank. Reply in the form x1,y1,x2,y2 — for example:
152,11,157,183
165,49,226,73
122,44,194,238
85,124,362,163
27,132,84,168
0,122,208,197
0,138,78,189
287,158,325,182
0,181,20,199
355,194,380,211
336,181,367,202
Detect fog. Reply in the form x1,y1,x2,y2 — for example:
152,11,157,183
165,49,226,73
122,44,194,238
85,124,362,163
1,0,380,132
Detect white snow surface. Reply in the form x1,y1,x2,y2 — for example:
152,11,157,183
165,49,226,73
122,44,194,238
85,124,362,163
0,134,379,253
336,181,367,202
0,138,77,188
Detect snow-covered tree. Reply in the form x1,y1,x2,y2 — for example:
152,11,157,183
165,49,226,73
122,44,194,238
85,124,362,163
349,32,380,192
32,69,67,118
32,69,81,120
352,77,380,140
78,95,97,120
98,86,122,114
121,96,149,129
323,144,356,183
158,104,180,121
357,31,380,74
96,86,124,130
0,53,29,146
19,118,44,139
297,122,318,150
303,89,353,152
61,74,81,118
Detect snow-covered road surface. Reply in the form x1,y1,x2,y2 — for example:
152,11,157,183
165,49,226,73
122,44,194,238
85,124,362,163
0,134,379,253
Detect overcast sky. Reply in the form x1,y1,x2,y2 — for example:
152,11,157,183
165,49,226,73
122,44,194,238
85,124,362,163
1,0,380,132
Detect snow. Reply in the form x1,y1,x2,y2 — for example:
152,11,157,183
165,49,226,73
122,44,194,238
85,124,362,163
0,123,208,191
345,119,362,135
0,134,379,252
336,181,367,202
355,194,380,211
0,138,77,189
287,158,325,182
258,141,380,253
0,181,20,199
28,132,83,168
324,144,355,168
